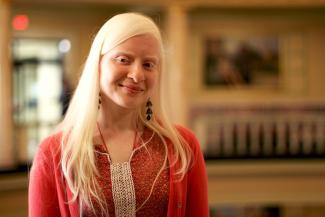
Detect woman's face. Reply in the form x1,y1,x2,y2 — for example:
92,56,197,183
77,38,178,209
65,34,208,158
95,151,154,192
99,34,160,110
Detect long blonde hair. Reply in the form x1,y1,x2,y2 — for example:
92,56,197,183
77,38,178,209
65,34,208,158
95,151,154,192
58,12,192,215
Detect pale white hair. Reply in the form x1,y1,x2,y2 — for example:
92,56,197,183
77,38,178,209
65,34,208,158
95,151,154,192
57,12,192,216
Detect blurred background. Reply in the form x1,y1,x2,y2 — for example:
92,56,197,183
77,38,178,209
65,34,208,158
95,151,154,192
0,0,325,216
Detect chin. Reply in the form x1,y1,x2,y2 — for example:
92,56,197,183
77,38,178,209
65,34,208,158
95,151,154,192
117,100,144,110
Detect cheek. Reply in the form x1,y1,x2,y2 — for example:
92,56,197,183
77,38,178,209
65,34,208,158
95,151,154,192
146,73,159,89
100,63,117,84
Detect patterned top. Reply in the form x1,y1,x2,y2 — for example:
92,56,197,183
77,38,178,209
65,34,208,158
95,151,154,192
29,126,209,217
83,128,169,217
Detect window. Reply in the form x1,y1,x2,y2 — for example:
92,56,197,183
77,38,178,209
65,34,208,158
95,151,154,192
12,38,68,162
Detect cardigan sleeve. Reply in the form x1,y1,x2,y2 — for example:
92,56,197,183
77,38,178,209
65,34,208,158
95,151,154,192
28,135,61,217
181,127,210,217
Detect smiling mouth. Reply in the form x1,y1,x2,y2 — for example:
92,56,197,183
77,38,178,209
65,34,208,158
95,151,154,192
119,84,144,93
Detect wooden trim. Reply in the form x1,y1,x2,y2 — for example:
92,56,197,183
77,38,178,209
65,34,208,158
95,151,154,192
207,160,325,205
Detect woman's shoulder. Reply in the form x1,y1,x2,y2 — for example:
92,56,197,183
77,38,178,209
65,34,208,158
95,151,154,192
31,132,63,174
174,125,197,142
174,125,201,150
36,132,62,157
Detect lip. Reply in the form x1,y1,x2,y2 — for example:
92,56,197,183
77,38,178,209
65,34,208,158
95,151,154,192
119,84,144,93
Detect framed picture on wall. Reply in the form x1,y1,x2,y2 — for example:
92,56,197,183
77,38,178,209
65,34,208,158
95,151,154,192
203,35,279,88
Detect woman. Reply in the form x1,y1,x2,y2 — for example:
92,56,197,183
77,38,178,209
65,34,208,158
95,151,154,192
29,12,209,217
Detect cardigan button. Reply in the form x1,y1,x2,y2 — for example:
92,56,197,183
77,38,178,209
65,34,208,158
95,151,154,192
177,202,182,208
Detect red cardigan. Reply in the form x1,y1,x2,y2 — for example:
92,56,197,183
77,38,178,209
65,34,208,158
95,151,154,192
28,126,209,217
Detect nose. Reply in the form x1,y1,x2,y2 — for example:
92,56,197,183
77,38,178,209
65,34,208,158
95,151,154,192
128,62,145,83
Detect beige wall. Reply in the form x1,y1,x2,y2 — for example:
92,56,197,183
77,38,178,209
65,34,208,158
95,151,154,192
188,9,325,104
308,27,325,98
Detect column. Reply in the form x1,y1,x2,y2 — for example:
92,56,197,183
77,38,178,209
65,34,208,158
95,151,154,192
164,5,189,125
0,0,14,168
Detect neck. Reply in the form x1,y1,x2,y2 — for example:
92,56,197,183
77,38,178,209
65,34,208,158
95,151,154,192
97,100,140,132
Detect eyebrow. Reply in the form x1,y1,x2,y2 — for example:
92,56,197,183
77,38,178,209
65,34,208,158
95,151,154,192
145,56,159,63
112,51,159,63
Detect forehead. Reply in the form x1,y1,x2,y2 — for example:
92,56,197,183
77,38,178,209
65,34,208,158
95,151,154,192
108,34,161,58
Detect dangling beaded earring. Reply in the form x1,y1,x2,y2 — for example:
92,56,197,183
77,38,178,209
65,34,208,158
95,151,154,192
146,99,153,121
98,93,102,109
